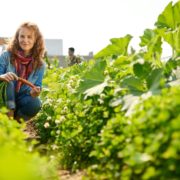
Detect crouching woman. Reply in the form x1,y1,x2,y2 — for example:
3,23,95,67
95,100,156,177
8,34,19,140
0,22,46,121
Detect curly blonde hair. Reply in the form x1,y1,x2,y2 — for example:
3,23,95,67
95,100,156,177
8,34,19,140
7,22,45,69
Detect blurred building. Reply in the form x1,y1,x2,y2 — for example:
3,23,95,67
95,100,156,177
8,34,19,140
45,39,63,56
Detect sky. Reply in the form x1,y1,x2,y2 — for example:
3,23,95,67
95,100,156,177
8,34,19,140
0,0,177,55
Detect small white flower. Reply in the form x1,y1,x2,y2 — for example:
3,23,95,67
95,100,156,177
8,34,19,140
45,98,53,104
104,70,108,75
138,58,144,64
51,144,58,150
69,80,74,84
44,122,50,128
56,98,62,103
47,116,51,121
141,153,152,162
66,99,71,103
56,130,61,135
60,116,66,121
28,146,33,152
100,93,106,99
55,119,61,124
98,99,104,104
67,84,71,89
50,155,55,160
64,106,68,111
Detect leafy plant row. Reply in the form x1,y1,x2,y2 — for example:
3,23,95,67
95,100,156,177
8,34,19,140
34,1,180,179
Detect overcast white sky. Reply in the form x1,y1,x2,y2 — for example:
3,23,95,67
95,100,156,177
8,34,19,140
0,0,177,55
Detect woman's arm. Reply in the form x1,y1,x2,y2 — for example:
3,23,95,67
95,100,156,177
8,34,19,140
0,52,18,82
29,63,46,97
34,63,46,88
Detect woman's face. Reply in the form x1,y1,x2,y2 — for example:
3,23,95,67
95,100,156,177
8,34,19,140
18,27,36,55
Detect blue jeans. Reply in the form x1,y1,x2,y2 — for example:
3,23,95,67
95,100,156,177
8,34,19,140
6,81,41,121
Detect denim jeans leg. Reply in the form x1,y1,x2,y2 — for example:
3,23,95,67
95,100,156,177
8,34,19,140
6,81,16,109
15,94,41,121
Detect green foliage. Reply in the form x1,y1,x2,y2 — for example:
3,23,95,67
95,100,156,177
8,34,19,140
155,1,180,30
0,81,7,107
0,112,58,180
95,35,132,59
139,29,162,65
35,63,117,170
155,1,180,57
87,86,180,180
158,27,180,56
78,60,107,94
33,1,180,179
133,61,152,79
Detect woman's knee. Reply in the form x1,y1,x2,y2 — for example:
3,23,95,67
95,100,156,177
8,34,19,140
16,97,42,120
31,97,42,113
26,97,41,115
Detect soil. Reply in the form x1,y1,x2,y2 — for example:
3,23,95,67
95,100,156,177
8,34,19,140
58,170,84,180
24,119,39,140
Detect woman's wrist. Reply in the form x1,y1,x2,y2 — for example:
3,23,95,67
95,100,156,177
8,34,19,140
0,75,4,81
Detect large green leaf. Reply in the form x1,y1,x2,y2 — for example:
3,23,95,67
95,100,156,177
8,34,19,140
155,1,180,30
139,29,162,65
140,29,157,47
121,76,145,93
78,60,107,93
146,68,164,90
164,58,180,77
95,35,132,59
84,81,108,99
157,27,180,55
133,61,152,79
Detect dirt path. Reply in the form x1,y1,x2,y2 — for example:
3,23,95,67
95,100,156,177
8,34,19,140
58,170,84,180
24,119,39,140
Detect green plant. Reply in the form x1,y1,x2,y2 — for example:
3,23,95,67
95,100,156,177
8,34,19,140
33,1,180,178
0,81,7,107
0,111,58,180
87,86,180,180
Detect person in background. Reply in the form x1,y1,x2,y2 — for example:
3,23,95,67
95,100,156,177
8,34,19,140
66,47,81,66
0,22,46,121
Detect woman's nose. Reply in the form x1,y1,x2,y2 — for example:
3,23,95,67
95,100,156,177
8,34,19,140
23,37,28,43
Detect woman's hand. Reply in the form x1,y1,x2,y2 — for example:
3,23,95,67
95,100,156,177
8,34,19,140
30,86,41,97
0,72,18,82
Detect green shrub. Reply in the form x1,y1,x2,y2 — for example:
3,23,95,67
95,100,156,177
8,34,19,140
0,111,58,180
35,62,118,170
87,86,180,180
34,1,180,177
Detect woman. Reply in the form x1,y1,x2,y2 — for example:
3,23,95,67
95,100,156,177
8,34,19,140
0,22,46,121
